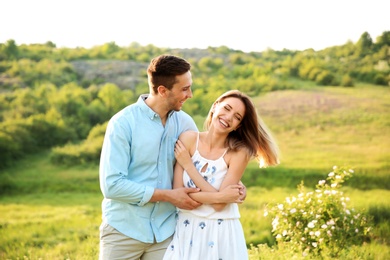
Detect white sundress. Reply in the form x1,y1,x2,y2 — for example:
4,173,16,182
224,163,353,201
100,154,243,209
163,134,248,260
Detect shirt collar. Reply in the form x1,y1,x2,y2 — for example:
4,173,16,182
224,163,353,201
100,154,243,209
138,94,175,120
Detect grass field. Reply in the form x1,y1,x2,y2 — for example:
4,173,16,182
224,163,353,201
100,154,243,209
1,85,389,259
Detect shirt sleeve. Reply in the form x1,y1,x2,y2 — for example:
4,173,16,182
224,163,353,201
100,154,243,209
99,117,154,205
179,111,198,132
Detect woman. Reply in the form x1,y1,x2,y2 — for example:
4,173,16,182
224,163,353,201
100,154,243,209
163,90,280,259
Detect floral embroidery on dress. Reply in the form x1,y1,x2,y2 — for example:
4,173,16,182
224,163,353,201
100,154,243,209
208,241,214,248
218,219,223,225
199,222,206,229
184,219,190,227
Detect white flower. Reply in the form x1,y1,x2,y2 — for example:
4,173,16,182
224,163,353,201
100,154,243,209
346,209,351,215
301,237,306,241
336,175,341,179
276,234,282,239
308,222,315,228
327,230,332,237
321,224,328,229
315,231,321,237
309,231,314,236
290,208,297,214
318,180,326,185
349,169,354,173
327,219,335,226
328,172,335,177
331,183,337,188
312,242,318,247
355,228,359,233
272,217,279,230
346,197,350,201
333,166,338,170
278,204,284,210
282,230,287,236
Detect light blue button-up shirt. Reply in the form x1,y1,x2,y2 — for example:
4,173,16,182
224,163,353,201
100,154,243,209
99,94,198,243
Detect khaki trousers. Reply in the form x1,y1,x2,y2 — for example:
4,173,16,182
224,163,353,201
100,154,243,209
99,223,172,260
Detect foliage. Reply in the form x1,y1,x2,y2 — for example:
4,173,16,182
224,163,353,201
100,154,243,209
50,122,107,166
0,31,389,168
0,152,389,259
248,242,390,260
264,166,372,258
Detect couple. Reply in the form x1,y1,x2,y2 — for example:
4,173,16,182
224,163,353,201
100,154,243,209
99,55,279,259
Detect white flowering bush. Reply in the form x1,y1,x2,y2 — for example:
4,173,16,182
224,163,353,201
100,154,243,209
264,166,372,257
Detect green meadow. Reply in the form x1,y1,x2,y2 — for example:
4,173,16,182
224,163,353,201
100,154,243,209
1,85,389,259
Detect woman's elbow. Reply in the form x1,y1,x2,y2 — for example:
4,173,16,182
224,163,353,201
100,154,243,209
212,203,226,212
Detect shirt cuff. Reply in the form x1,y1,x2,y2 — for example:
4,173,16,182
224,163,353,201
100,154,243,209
137,186,154,206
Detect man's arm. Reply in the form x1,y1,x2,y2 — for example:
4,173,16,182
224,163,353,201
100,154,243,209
150,187,201,210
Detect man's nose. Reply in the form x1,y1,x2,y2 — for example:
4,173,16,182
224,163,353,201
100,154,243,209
187,88,193,98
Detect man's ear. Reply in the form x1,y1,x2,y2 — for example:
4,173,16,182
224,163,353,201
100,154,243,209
157,85,168,97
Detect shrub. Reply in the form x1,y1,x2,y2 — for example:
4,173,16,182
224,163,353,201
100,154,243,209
264,166,372,258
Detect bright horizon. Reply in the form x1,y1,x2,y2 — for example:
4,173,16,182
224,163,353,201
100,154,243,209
2,0,389,52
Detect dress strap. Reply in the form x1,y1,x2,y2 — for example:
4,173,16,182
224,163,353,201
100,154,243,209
220,148,228,158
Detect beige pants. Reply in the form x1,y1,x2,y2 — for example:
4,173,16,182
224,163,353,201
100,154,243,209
99,223,172,260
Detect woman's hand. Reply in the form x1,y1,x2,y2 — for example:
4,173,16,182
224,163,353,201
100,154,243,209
174,140,193,170
219,184,243,203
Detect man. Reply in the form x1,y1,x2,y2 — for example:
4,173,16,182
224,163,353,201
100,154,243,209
99,55,244,259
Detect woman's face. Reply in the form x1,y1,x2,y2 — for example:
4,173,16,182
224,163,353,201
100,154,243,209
212,97,245,132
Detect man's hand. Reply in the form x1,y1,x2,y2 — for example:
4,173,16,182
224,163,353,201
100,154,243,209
238,181,247,201
219,184,244,203
168,187,202,210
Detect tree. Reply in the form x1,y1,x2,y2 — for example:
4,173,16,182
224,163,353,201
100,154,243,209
356,32,373,57
3,39,19,60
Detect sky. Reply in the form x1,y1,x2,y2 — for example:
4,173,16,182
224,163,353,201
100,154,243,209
1,0,389,53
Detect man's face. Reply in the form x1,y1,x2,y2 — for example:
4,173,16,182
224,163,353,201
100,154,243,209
166,71,193,111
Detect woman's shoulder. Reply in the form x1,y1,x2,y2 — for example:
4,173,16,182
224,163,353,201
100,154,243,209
225,147,251,166
179,130,199,153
